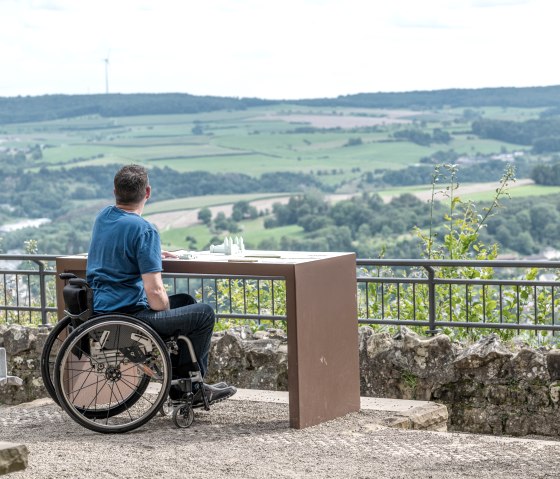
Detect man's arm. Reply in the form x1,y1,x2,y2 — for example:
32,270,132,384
141,271,170,311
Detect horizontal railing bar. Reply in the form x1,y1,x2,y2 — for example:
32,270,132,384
435,278,560,287
215,313,287,321
0,306,58,313
0,255,59,261
358,319,430,326
1,255,557,268
360,318,560,331
0,270,57,275
163,272,285,281
357,277,426,284
358,277,560,287
357,258,560,268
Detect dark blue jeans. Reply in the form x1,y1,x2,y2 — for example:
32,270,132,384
135,294,215,378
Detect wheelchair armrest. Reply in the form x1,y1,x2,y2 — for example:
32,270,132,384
59,273,78,281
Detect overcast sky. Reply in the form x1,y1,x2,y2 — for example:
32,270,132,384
1,0,557,99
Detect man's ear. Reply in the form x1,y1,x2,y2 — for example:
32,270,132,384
146,185,151,200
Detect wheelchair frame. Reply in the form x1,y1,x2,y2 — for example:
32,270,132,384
41,273,209,434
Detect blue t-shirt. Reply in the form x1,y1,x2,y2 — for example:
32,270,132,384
86,205,162,313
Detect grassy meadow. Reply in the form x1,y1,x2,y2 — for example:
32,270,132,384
143,193,289,215
6,104,523,176
1,103,549,252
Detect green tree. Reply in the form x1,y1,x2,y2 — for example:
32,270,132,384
191,123,204,135
530,205,557,242
198,207,212,225
231,201,258,221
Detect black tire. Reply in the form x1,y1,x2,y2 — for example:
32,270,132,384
40,316,73,406
54,314,171,434
172,405,194,428
40,316,151,418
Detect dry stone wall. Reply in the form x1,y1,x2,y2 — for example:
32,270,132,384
2,323,560,437
359,326,560,436
0,324,49,405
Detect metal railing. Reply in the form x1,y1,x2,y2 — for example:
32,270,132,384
163,272,287,325
0,254,287,326
2,254,560,336
357,259,560,335
0,255,59,325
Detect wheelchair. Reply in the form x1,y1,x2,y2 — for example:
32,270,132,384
40,273,210,434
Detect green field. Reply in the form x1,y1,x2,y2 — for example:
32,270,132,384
160,223,213,251
6,103,541,183
3,102,556,254
159,217,304,251
460,184,560,202
375,180,558,203
144,193,290,215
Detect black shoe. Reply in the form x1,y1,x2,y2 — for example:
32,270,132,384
192,383,237,408
169,382,233,402
209,381,228,389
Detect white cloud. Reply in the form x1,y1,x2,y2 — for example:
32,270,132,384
471,0,531,7
0,0,558,98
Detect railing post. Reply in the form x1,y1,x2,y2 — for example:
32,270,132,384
33,259,48,326
424,266,439,335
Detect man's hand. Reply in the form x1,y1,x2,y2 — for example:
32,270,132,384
162,250,179,259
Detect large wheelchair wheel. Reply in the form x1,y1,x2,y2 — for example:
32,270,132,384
53,314,171,434
41,316,151,419
40,316,74,406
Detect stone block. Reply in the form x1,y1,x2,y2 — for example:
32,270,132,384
0,348,23,388
453,334,513,379
409,404,448,430
3,327,34,356
382,416,410,429
378,402,448,432
509,348,549,381
0,442,28,475
546,349,560,381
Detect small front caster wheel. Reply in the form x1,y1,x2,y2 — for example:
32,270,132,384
172,405,194,428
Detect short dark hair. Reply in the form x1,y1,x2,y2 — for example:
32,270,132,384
114,164,149,205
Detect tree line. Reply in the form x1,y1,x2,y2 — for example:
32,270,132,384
298,85,560,109
255,188,560,259
0,93,273,124
472,117,560,153
0,160,329,219
531,161,560,185
392,128,451,146
3,85,560,124
366,155,531,187
0,160,330,254
4,162,560,259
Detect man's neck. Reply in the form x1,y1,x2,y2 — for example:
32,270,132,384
115,203,144,215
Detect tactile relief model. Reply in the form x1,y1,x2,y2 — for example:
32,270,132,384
209,236,245,255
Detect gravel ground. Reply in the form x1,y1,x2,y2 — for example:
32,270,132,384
1,398,560,479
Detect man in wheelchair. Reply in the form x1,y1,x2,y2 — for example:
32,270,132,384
86,164,236,408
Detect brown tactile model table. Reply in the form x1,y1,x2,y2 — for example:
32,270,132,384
55,250,360,429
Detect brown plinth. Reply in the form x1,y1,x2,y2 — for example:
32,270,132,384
55,251,360,429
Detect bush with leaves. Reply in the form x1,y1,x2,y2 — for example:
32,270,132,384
359,163,560,346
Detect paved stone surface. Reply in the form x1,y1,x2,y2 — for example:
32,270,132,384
1,396,560,478
233,389,449,431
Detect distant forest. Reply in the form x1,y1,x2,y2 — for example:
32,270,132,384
0,157,327,218
0,94,273,124
2,85,560,124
